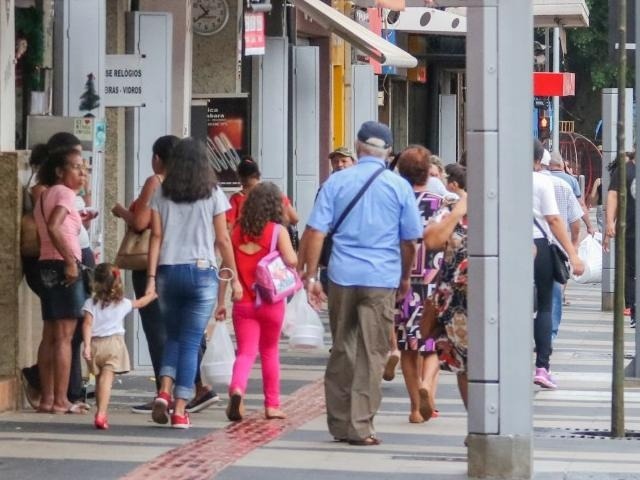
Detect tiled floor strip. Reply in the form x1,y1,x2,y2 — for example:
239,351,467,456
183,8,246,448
122,379,325,480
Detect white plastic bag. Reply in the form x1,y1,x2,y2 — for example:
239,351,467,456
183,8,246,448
572,234,602,284
283,290,325,350
200,322,235,386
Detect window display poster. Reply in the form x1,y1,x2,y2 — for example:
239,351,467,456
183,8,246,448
206,97,249,188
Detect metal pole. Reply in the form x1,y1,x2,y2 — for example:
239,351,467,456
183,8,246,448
634,0,640,380
612,0,627,439
466,1,533,478
552,27,560,151
544,28,550,72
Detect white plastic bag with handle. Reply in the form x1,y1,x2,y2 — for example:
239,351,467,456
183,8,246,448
283,289,324,350
572,234,602,284
200,322,235,386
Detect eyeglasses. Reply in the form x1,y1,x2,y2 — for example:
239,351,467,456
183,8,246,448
65,163,85,172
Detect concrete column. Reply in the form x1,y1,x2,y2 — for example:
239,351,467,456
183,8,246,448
0,151,30,411
104,0,128,260
139,0,192,137
551,27,560,151
0,0,16,150
466,1,533,478
634,0,640,378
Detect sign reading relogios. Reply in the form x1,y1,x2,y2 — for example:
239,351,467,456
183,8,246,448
103,55,145,107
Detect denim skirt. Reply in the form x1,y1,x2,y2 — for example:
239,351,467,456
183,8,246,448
39,260,87,321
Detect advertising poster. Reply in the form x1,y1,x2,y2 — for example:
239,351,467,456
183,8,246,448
206,97,249,188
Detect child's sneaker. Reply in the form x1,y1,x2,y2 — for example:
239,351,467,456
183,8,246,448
94,413,109,430
171,412,190,429
151,392,172,425
533,367,557,389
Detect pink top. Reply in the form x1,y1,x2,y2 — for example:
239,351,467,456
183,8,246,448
35,184,82,261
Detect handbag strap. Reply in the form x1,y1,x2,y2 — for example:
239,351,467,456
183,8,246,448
39,190,47,221
269,223,280,252
533,218,550,243
330,166,385,235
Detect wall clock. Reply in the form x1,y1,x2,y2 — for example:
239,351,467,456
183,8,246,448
192,0,230,36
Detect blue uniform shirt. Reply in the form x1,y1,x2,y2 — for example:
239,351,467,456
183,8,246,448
307,156,423,288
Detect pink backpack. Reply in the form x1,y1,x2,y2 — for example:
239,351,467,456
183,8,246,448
254,224,302,304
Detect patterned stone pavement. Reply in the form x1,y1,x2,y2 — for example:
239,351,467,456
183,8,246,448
2,282,640,479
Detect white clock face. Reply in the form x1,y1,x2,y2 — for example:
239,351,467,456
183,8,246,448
192,0,230,36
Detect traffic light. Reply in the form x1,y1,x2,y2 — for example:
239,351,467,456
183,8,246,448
538,115,550,140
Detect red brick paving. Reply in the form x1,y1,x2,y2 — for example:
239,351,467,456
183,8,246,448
122,378,325,480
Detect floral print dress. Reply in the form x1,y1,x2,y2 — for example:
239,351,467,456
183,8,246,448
429,205,469,373
394,191,443,353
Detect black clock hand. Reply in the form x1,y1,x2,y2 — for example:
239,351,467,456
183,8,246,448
194,11,208,22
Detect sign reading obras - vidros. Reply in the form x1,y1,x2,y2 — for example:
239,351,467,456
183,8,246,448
103,54,145,107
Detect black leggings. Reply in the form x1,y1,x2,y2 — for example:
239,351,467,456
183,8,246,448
132,269,165,392
625,236,636,320
534,238,554,370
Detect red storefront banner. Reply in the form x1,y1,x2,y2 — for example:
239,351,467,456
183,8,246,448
533,72,575,97
244,12,265,56
367,8,382,74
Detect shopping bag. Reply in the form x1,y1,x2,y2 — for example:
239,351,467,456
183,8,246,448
200,322,235,386
572,234,602,284
283,290,324,350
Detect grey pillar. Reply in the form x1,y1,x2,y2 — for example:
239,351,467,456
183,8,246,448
634,0,640,377
0,0,16,150
466,1,533,478
552,27,560,151
602,88,634,311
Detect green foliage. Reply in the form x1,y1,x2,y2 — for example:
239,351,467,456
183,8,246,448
79,73,101,114
15,7,44,91
565,0,633,90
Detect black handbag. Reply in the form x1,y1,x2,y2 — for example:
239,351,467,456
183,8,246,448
319,167,385,268
287,224,299,252
534,219,570,284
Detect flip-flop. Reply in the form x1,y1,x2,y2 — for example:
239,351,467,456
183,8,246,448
265,408,287,420
418,387,434,421
52,403,89,415
383,354,400,381
72,401,91,411
348,436,381,446
226,393,244,422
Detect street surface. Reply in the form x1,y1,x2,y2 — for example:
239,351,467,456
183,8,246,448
0,282,639,479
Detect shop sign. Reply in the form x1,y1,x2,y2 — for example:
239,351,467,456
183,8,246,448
244,12,266,56
207,97,250,188
103,55,145,107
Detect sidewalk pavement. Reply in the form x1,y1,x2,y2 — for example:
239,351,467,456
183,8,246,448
1,281,640,479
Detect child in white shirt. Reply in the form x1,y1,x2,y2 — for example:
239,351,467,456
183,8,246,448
82,263,156,430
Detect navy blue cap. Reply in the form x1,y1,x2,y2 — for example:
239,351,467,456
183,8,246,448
357,121,393,149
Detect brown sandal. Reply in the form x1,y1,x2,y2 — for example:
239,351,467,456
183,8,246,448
226,393,244,422
348,436,381,446
418,387,434,421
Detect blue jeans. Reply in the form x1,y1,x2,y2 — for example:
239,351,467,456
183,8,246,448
551,281,563,341
157,264,218,400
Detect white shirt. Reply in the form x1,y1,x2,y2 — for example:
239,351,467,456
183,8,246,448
74,196,91,250
82,298,132,338
426,177,449,197
533,171,559,240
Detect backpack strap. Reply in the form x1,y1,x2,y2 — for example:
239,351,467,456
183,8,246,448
269,223,280,252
